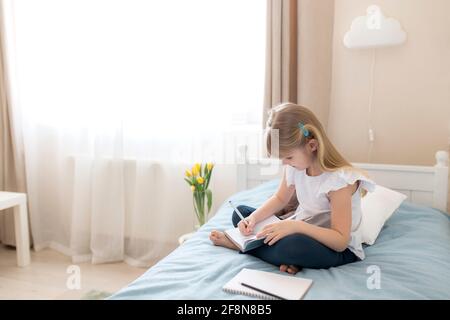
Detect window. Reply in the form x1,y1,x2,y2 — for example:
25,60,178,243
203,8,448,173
5,0,266,140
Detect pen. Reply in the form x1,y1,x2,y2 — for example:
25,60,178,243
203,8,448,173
229,201,249,226
240,282,287,300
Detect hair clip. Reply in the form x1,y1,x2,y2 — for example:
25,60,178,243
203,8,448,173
298,122,309,137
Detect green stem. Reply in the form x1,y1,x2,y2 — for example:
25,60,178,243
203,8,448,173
199,192,205,225
193,193,200,223
193,191,206,226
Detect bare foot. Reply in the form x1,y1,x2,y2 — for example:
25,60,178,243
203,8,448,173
209,230,239,251
280,264,300,275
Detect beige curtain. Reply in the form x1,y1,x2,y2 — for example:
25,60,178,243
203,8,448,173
264,0,335,212
263,0,298,128
263,0,335,128
0,4,28,246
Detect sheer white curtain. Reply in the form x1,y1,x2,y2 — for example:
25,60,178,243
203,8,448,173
2,0,265,266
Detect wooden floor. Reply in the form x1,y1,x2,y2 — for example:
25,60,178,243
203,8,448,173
0,245,150,299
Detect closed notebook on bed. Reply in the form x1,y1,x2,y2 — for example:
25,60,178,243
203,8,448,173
222,268,313,300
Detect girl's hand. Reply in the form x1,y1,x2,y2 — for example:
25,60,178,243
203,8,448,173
238,215,256,236
256,220,300,246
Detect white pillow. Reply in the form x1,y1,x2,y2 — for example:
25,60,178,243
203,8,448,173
360,185,407,245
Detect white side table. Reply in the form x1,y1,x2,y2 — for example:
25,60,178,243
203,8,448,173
0,192,31,267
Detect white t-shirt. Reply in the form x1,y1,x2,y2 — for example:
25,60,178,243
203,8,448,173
285,165,376,260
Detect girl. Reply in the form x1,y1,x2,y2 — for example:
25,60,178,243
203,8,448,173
210,103,375,274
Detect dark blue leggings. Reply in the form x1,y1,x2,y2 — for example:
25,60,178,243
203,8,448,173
232,205,359,269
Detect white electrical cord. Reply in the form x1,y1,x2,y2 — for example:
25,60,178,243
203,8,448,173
368,49,377,162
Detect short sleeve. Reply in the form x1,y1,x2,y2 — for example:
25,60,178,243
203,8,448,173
318,169,376,196
285,165,296,187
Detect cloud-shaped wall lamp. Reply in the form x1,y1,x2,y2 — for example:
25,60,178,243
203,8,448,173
344,5,406,49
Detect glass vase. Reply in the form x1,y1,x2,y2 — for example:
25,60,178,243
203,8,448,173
193,190,207,228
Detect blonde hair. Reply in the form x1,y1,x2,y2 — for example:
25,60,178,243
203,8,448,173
266,102,368,197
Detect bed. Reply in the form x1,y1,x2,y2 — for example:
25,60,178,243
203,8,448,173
109,148,450,299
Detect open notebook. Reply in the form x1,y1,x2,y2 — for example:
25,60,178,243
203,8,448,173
223,268,313,300
223,211,331,252
223,215,280,252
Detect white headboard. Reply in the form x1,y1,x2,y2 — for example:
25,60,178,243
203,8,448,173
236,145,449,212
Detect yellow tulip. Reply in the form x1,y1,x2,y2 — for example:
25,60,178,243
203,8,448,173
191,185,196,191
185,170,192,177
192,165,199,176
196,177,204,184
207,163,213,171
195,163,201,172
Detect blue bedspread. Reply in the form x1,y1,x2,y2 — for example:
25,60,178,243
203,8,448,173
109,179,450,299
